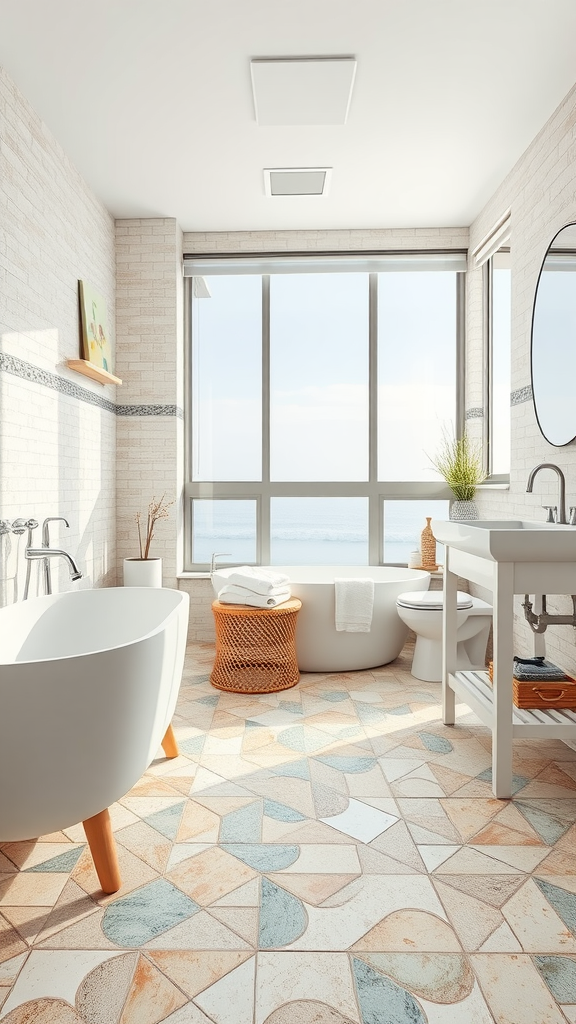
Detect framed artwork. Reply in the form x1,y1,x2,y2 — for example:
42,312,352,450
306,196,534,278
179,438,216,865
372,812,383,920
79,281,113,372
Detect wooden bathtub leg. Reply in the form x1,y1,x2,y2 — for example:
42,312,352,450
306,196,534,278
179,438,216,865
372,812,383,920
161,722,179,758
82,808,121,894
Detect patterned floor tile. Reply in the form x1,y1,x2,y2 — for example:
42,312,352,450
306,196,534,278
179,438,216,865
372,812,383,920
3,640,576,1021
471,953,569,1024
320,800,398,843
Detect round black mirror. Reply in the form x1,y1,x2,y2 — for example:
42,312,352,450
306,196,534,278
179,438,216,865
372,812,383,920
531,222,576,446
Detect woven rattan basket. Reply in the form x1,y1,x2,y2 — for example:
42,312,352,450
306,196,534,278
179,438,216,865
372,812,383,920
488,661,576,709
211,598,302,694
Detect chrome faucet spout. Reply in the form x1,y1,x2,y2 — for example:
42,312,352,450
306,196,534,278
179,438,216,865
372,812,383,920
526,463,567,524
25,547,83,581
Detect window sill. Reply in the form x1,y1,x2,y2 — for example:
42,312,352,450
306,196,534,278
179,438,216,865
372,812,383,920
476,482,510,490
178,572,212,580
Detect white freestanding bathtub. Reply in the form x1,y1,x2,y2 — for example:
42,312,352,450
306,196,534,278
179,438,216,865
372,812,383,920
0,587,189,843
213,566,430,672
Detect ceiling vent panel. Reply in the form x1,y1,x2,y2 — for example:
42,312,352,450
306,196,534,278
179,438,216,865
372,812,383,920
264,167,332,197
251,57,356,125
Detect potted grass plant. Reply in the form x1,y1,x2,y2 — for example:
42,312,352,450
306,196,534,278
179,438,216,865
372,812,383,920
429,431,486,520
123,494,174,587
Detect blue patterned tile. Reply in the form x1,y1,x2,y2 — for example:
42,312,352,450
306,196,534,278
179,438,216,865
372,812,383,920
144,801,185,840
354,703,389,725
386,705,413,716
197,694,219,707
476,768,527,794
534,878,576,935
534,955,576,1002
323,691,350,703
279,701,304,715
179,735,206,756
317,755,376,774
516,803,572,845
102,878,199,946
271,760,310,781
263,799,306,823
352,957,427,1024
223,844,299,871
220,801,263,842
418,733,453,754
259,877,307,948
26,847,85,872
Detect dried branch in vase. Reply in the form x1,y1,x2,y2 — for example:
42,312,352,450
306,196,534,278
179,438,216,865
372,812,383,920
135,494,174,559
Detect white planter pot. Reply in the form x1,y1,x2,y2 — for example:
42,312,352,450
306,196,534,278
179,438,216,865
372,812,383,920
123,558,163,588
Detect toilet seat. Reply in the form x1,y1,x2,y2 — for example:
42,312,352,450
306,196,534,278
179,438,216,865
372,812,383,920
396,591,473,611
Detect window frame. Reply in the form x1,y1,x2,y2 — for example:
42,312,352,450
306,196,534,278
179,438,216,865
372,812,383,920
183,259,465,572
482,248,511,481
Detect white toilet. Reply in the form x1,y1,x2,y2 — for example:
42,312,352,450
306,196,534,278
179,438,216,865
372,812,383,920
396,590,493,682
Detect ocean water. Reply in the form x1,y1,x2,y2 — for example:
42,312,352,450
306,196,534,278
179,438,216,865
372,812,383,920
193,498,449,566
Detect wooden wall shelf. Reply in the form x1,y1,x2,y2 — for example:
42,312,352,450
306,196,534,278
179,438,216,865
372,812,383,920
66,360,122,386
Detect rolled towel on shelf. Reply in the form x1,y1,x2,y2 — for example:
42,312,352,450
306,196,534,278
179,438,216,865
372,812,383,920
226,565,290,596
334,578,374,633
218,584,292,609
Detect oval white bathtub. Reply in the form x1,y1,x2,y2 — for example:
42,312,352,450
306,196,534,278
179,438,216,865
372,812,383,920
213,566,430,672
0,587,189,841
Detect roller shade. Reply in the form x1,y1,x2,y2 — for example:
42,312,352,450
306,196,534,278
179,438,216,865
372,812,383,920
184,251,467,276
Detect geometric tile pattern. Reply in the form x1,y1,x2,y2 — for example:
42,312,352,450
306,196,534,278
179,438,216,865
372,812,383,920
1,640,576,1022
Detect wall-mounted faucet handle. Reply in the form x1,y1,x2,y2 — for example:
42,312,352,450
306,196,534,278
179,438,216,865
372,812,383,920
542,505,558,524
10,518,28,535
569,507,576,526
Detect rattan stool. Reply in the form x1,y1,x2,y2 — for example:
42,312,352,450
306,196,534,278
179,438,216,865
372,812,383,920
210,598,302,694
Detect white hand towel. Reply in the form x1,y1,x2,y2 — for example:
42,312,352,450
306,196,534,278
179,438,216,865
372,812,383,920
227,565,290,596
334,578,374,632
218,584,292,608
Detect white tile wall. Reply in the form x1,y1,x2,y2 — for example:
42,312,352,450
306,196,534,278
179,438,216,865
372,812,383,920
467,82,576,671
0,67,116,597
115,219,184,588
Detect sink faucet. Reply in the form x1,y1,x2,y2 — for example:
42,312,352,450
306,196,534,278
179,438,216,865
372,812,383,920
210,551,231,575
25,516,83,596
526,463,567,524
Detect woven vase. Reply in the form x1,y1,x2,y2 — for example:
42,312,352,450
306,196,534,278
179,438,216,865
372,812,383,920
420,517,438,570
449,500,479,521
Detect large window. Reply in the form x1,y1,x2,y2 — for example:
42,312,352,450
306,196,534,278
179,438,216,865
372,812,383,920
185,256,465,570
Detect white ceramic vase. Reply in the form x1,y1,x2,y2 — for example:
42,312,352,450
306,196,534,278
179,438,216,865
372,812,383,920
449,500,479,521
123,557,163,588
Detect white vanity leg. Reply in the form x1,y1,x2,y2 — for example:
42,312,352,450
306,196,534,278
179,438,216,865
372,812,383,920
442,546,457,726
492,562,514,798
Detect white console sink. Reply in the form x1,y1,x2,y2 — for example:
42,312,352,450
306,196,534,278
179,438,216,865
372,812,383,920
432,518,576,562
436,515,576,799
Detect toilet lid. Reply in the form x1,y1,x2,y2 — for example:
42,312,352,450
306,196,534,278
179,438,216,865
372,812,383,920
397,590,473,611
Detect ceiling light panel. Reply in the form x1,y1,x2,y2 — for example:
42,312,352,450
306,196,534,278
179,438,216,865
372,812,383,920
264,168,332,197
251,58,356,126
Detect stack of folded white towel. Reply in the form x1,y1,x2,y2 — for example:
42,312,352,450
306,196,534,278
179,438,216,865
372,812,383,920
217,566,291,608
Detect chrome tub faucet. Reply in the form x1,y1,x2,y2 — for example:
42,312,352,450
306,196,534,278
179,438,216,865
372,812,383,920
24,516,82,597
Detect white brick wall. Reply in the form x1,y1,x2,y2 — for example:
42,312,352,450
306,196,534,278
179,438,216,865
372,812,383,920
467,82,576,671
183,226,469,254
0,67,116,597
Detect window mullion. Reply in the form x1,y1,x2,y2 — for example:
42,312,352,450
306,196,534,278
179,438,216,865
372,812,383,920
368,273,380,563
260,275,271,563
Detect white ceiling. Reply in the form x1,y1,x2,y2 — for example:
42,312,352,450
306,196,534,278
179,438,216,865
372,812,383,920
1,0,576,232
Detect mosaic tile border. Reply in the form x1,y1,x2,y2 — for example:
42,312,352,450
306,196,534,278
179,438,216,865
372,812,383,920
511,384,533,406
0,354,182,417
465,407,483,420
